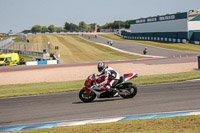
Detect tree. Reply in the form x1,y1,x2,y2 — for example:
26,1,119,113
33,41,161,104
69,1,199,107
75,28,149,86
79,21,86,31
64,22,71,31
22,30,31,33
125,20,130,28
70,23,79,31
99,20,130,30
31,25,42,32
100,22,113,29
56,27,65,32
64,22,79,31
42,26,49,32
90,23,96,31
85,24,92,31
48,25,55,32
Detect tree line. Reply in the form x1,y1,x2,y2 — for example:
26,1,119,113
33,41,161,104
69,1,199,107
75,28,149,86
22,20,130,33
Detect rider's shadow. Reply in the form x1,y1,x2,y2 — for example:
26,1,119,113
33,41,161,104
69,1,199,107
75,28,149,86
72,98,123,104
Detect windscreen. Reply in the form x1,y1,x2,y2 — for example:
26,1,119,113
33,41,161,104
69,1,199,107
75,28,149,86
0,58,4,61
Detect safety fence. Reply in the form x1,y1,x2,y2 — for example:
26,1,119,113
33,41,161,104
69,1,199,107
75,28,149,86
0,49,43,57
18,33,27,41
115,33,187,43
6,43,49,53
0,37,14,49
1,42,49,57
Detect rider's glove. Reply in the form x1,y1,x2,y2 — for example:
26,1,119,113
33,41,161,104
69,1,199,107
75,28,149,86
96,84,101,87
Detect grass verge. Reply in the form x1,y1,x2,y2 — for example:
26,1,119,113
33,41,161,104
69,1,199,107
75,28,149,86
7,115,200,133
27,34,144,63
99,34,200,53
13,36,25,42
0,36,10,40
19,56,33,62
0,70,200,98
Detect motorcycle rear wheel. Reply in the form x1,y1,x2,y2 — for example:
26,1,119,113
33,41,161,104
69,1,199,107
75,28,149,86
120,84,137,99
79,89,96,102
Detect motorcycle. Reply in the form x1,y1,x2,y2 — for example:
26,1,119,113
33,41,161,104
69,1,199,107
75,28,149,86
79,73,138,102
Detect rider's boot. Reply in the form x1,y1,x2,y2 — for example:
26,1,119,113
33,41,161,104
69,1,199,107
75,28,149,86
113,88,119,97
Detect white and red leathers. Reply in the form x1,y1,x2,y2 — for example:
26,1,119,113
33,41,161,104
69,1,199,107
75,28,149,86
97,66,120,91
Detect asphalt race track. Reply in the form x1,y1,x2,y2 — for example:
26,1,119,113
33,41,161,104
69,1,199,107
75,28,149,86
0,79,200,127
0,35,199,128
82,35,195,57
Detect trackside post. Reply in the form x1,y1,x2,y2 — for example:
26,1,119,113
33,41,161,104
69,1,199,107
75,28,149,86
198,56,200,69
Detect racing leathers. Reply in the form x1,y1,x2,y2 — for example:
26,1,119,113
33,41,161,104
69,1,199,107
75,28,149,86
97,66,120,91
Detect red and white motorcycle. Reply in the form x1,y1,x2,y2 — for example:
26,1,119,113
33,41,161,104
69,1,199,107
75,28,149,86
79,73,138,102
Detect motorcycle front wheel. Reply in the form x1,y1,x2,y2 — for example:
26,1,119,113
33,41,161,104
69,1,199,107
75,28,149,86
120,84,137,99
79,89,96,102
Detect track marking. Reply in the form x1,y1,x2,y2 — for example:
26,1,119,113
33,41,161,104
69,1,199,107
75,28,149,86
0,109,199,132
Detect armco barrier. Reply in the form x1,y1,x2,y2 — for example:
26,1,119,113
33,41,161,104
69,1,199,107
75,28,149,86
26,60,59,66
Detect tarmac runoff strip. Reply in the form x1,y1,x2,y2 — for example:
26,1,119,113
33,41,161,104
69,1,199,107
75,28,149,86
0,111,200,132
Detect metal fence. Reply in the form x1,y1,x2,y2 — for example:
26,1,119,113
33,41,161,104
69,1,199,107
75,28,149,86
18,33,27,41
7,43,49,53
0,49,43,57
0,38,46,57
0,37,14,49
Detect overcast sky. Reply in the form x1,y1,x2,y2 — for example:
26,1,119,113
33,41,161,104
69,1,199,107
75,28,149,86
0,0,199,33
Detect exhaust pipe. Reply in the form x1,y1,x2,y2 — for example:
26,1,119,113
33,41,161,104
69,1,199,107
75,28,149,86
119,91,130,95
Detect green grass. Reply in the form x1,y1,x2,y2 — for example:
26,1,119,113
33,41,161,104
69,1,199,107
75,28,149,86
99,34,200,53
13,36,25,42
0,36,10,40
133,70,200,85
0,70,200,98
27,34,144,63
19,56,33,62
0,80,83,98
8,115,200,133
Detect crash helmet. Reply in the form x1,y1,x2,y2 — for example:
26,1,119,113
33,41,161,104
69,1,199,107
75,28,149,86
97,62,106,73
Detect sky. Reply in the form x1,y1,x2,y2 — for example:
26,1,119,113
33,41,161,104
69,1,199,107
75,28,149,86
0,0,200,33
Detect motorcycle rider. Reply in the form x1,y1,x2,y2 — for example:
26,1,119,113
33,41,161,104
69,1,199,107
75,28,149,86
96,62,120,95
143,47,148,55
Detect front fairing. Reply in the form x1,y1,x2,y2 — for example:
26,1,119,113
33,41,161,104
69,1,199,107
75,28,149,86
96,75,105,84
84,75,96,87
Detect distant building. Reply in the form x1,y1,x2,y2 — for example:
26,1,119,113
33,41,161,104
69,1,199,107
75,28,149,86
122,10,200,42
